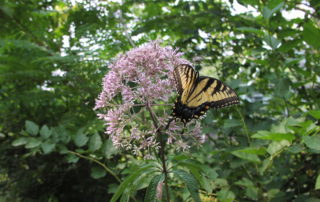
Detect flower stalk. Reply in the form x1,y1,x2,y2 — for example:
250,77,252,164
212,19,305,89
146,102,171,201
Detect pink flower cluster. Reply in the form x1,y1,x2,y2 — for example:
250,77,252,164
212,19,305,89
95,41,205,154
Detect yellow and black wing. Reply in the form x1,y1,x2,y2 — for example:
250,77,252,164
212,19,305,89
173,63,199,103
172,64,239,123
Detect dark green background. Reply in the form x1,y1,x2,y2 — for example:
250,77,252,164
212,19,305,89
0,0,320,201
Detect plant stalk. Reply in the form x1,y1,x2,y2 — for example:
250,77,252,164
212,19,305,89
146,102,171,202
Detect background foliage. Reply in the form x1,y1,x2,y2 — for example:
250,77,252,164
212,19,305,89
0,0,319,201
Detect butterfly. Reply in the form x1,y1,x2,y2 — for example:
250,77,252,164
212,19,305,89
171,64,239,124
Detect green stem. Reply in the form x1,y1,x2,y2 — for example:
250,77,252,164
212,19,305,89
68,150,121,183
236,106,251,145
146,103,171,202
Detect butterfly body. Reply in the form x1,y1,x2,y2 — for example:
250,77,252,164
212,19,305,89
172,96,209,123
172,64,239,123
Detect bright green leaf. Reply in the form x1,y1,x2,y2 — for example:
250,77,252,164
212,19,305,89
102,139,118,159
173,169,201,202
260,157,273,174
91,166,107,179
303,136,320,151
275,78,291,98
237,0,259,6
263,2,284,19
308,110,320,119
235,178,254,187
235,147,267,155
89,133,102,151
246,186,259,200
12,137,28,146
144,174,164,202
252,131,295,142
223,119,241,129
41,141,55,154
111,165,154,202
25,138,42,149
263,34,281,49
217,189,235,202
52,126,70,144
40,125,52,139
267,140,290,155
65,154,79,163
74,129,89,147
316,175,320,190
25,120,39,136
231,150,261,163
279,40,301,52
288,144,305,154
236,27,263,35
303,21,320,49
262,7,272,19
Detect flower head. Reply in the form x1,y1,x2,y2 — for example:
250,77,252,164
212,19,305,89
95,41,203,155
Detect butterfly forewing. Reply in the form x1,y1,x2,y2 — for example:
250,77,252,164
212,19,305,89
174,64,198,104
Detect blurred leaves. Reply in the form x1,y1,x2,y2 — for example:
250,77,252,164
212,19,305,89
303,21,320,49
0,0,320,201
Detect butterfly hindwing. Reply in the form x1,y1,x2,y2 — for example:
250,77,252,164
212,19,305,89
172,64,239,123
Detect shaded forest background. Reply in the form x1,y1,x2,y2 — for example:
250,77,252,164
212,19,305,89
0,0,320,201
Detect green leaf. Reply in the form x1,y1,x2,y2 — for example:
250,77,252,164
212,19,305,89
41,141,55,154
89,133,102,151
217,188,235,202
308,110,320,119
267,0,284,9
236,27,263,35
263,2,284,19
25,138,42,149
279,39,301,52
274,78,291,98
235,177,254,187
263,34,281,49
144,174,164,202
111,164,154,202
102,139,118,159
262,7,272,19
65,154,79,163
303,21,320,49
303,136,320,151
53,126,70,144
40,125,52,139
267,140,290,155
12,137,28,146
252,131,295,142
237,0,259,6
316,175,320,190
287,144,304,154
74,129,89,147
246,186,258,200
234,147,267,155
231,150,261,163
223,119,241,129
127,168,158,200
260,157,273,174
91,166,107,179
119,192,129,202
173,169,201,202
25,120,39,135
